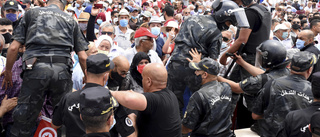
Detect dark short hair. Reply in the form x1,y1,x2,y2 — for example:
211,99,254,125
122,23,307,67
111,11,119,17
164,5,174,17
301,20,308,28
0,18,12,26
310,19,320,29
82,113,111,132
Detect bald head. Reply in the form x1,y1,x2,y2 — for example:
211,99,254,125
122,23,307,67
112,56,130,77
300,30,315,39
142,63,167,92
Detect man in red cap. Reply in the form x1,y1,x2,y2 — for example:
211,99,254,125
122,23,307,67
124,27,162,65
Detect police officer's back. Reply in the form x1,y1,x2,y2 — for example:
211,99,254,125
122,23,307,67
2,0,89,136
182,58,237,137
252,51,318,137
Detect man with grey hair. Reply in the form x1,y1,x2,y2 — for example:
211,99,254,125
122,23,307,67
124,27,162,64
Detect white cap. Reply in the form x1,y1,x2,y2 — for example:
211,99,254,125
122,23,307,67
274,24,289,32
149,16,162,24
161,21,179,33
119,9,130,16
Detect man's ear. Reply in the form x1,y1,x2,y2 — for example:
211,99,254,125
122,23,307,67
147,77,152,87
107,115,114,126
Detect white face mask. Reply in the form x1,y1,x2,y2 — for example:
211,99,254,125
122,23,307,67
110,116,116,130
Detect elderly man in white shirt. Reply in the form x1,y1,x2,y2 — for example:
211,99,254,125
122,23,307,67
124,27,162,65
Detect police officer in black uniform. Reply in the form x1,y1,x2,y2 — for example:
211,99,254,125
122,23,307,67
182,58,238,137
1,0,89,136
252,51,318,137
167,0,249,116
276,72,320,137
218,40,290,111
79,82,120,137
219,0,272,129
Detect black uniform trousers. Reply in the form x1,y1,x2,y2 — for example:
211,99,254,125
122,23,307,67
10,61,72,137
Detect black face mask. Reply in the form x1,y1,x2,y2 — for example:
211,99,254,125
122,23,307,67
287,19,292,22
2,33,12,44
292,24,301,30
1,48,8,57
187,74,202,92
111,70,125,84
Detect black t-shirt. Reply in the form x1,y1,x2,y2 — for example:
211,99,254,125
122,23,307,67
136,88,182,137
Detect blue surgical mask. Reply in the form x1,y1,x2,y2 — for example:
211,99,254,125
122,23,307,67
119,19,128,27
131,16,137,19
300,6,303,10
97,19,103,25
110,116,116,130
198,9,202,13
151,27,160,36
221,42,228,50
75,3,80,8
282,31,288,39
190,10,195,15
6,13,17,22
296,39,305,49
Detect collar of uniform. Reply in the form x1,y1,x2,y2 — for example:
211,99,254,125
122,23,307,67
290,74,307,80
201,80,218,88
301,43,315,51
311,101,320,106
83,83,103,89
133,47,151,57
48,4,60,9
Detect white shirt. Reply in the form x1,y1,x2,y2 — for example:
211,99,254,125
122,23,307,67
0,56,6,73
108,42,125,60
124,47,162,65
114,26,134,50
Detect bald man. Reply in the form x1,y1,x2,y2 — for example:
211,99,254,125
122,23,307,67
107,55,130,90
297,30,320,81
111,63,182,137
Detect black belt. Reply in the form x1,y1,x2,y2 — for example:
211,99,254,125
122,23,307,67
36,56,69,63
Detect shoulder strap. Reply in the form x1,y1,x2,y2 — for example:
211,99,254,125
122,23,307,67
249,5,266,18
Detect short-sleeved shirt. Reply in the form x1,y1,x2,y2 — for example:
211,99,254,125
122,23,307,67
114,26,134,50
13,4,88,61
136,88,182,137
252,74,313,137
182,81,238,137
276,102,320,137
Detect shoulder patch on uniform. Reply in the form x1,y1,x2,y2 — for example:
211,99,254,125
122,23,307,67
125,117,133,127
242,79,248,84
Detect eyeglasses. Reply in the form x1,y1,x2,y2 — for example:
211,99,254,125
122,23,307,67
101,31,113,36
222,37,230,42
0,29,12,33
184,12,190,14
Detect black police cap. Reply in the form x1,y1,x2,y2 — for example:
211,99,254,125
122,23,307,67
3,1,18,11
290,51,318,72
189,58,220,75
80,86,119,116
86,53,114,74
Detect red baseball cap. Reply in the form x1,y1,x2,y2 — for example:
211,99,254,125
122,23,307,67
134,27,157,38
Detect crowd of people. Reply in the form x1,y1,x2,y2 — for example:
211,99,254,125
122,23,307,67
0,0,319,136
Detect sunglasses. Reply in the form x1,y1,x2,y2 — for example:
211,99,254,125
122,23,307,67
184,12,190,14
293,21,300,24
101,31,113,36
222,37,230,42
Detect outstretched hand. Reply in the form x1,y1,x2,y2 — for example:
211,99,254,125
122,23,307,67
186,48,202,63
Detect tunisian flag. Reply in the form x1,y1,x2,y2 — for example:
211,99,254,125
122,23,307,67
34,116,57,137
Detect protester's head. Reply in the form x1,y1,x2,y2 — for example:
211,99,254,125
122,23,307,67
3,1,19,22
174,14,183,24
111,11,119,25
80,86,118,133
142,63,167,92
301,20,309,29
95,35,113,54
78,12,90,32
131,8,139,19
130,52,150,86
183,8,191,17
163,5,174,19
256,40,287,69
274,24,289,40
311,72,320,100
189,58,220,85
0,18,12,45
100,23,116,39
291,17,301,30
290,51,318,79
141,11,152,23
161,21,179,37
221,30,233,51
309,111,320,137
134,27,157,53
287,14,293,22
310,19,320,34
118,9,130,28
296,30,314,49
271,19,280,31
149,16,162,36
76,0,84,9
110,56,130,82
